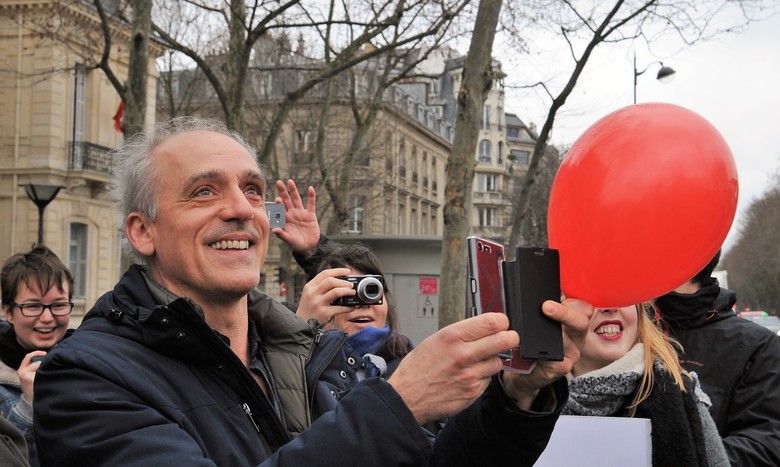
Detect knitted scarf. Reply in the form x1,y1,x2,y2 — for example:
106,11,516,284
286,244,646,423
564,343,711,466
563,343,644,417
348,326,391,378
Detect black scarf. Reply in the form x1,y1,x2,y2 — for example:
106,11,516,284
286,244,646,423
0,326,75,370
0,327,27,370
636,370,709,467
655,280,734,330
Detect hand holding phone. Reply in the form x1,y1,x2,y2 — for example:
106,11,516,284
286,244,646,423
466,237,537,374
502,246,564,361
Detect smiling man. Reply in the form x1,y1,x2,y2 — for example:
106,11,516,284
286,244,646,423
33,117,593,466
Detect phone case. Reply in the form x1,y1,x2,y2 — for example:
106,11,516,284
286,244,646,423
467,236,537,374
466,236,505,317
502,247,564,361
265,202,286,229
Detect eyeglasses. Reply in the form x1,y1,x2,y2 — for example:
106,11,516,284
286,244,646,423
13,301,74,317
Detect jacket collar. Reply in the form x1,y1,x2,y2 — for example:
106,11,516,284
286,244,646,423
655,280,737,330
93,264,313,361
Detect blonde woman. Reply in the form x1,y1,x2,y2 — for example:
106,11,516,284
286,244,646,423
563,302,728,467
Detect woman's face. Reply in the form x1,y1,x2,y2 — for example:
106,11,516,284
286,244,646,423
333,265,389,336
3,281,71,350
572,305,638,376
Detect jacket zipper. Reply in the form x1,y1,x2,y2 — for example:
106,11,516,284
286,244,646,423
166,299,291,448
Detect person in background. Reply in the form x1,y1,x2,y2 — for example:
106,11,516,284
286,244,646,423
296,241,412,377
1,245,75,466
655,250,780,466
564,302,728,466
33,117,594,466
291,241,420,423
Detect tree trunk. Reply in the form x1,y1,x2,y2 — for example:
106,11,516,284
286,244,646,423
439,0,502,329
123,0,151,136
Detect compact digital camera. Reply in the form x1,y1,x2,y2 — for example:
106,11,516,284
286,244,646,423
332,275,384,306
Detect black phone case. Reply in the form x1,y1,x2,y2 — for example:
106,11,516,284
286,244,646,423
502,247,564,361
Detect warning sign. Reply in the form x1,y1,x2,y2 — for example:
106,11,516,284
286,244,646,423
419,277,438,295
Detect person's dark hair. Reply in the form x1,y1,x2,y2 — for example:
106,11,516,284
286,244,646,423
308,242,411,361
691,249,721,287
1,245,74,308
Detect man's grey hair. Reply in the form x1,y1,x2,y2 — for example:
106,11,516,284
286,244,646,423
108,116,258,256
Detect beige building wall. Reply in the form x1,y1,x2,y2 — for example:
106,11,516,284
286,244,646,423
264,98,450,302
0,2,160,322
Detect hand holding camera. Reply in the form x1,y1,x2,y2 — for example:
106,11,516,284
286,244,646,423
296,268,384,327
330,275,383,306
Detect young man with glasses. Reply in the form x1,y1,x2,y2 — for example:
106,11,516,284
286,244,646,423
0,245,74,465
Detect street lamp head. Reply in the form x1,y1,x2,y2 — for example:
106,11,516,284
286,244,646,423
19,183,64,245
20,183,63,209
656,64,676,82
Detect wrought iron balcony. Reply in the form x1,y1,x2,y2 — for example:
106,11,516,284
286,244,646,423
68,141,114,174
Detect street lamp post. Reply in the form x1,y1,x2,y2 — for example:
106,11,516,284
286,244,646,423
633,51,677,104
20,183,64,245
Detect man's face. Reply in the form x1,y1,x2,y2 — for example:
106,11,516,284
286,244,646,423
130,131,270,306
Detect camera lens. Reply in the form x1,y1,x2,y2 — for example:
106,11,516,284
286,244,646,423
356,276,383,304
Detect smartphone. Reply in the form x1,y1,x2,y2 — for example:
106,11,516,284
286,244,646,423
502,246,564,361
467,236,537,374
265,202,286,229
466,236,505,317
31,356,45,363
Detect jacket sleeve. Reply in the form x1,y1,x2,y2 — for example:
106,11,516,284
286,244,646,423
262,378,434,466
0,387,32,437
35,346,431,467
34,347,226,467
430,374,568,466
292,234,330,279
722,334,780,466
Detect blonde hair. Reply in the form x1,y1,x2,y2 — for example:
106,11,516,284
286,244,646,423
628,301,688,415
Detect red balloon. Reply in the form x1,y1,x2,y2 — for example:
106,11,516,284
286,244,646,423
548,104,738,308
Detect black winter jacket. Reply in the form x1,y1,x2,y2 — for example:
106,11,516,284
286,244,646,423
657,283,780,466
34,265,568,466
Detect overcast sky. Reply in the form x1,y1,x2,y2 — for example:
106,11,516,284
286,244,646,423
499,10,780,254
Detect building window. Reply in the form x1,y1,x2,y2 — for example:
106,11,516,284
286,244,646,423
422,151,428,188
349,195,365,233
497,141,504,164
480,105,491,130
69,223,88,298
295,130,312,153
478,207,496,227
431,158,438,194
385,133,393,171
398,138,406,180
478,140,491,163
73,67,86,142
411,146,418,184
477,174,496,192
510,149,530,164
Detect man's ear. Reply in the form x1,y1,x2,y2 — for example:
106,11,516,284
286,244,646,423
126,213,155,257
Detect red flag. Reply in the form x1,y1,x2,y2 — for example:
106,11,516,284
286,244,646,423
112,100,125,132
